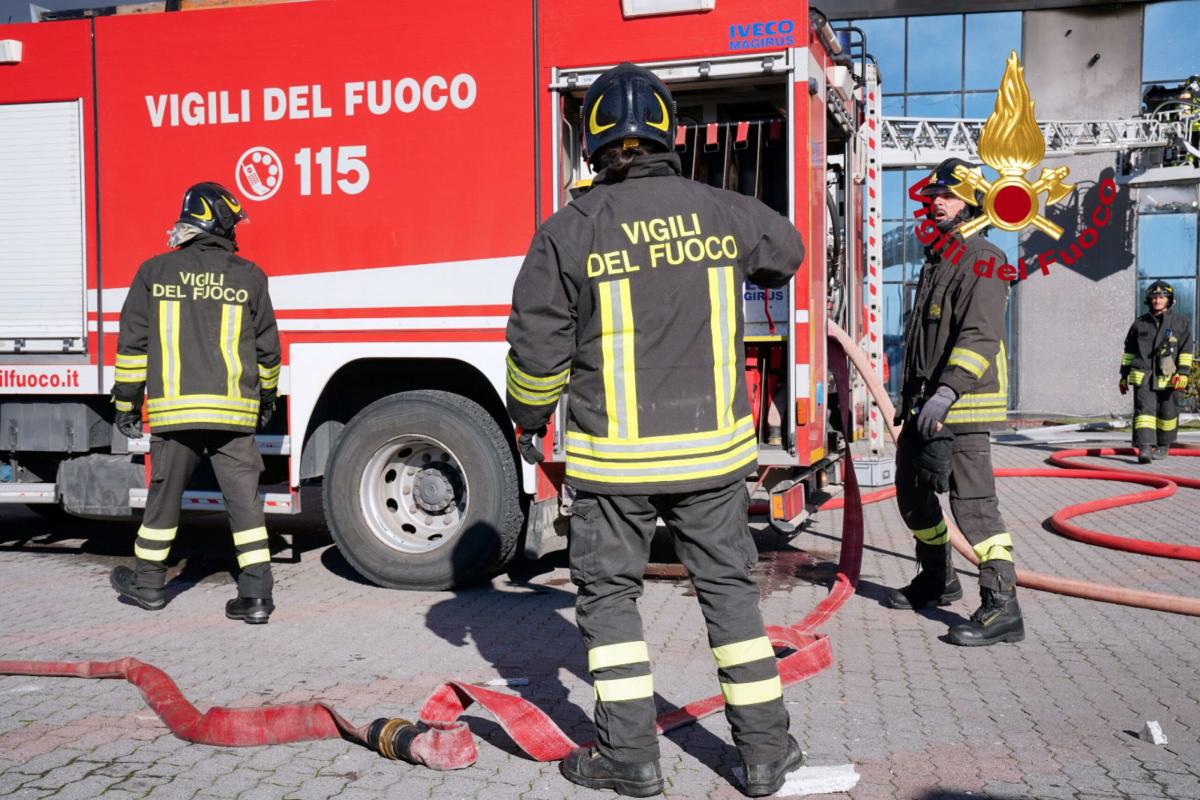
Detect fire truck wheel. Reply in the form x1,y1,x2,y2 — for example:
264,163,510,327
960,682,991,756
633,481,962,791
323,390,522,590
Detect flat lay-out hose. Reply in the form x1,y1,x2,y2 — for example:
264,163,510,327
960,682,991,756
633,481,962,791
2,326,1196,768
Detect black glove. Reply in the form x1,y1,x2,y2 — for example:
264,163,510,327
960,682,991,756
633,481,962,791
915,430,954,494
916,384,957,439
516,425,546,464
115,410,143,440
258,395,276,430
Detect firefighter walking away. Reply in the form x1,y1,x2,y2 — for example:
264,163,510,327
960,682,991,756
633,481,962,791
1120,280,1193,462
887,158,1023,647
505,63,805,797
109,182,282,624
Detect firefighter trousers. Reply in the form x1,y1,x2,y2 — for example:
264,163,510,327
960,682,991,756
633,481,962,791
1132,383,1179,448
894,425,1015,592
133,431,272,598
568,479,788,765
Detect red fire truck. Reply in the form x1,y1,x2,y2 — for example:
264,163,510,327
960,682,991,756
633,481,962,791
0,0,882,589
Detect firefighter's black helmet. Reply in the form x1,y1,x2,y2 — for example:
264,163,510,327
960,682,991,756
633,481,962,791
581,63,676,162
919,157,984,212
178,182,247,240
1146,279,1175,307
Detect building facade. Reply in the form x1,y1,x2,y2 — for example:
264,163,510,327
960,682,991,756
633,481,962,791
837,0,1199,418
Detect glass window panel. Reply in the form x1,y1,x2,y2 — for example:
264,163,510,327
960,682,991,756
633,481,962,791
1137,213,1198,278
1143,0,1200,83
907,15,964,93
964,91,998,119
1138,278,1196,331
882,283,907,401
1136,185,1199,215
903,169,926,218
883,170,905,220
883,221,908,279
854,17,906,93
964,12,1022,89
906,92,963,118
988,229,1020,270
883,94,906,116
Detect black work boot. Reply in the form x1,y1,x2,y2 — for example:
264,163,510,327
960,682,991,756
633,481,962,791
947,588,1024,646
1153,445,1170,461
884,542,962,609
743,734,804,797
560,746,663,797
225,596,274,625
110,566,165,611
1137,445,1153,464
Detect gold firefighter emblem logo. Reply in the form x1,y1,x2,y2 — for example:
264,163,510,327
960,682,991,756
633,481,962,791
191,197,214,222
951,51,1073,240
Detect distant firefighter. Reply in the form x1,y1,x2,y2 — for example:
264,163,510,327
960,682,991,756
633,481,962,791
1120,280,1193,462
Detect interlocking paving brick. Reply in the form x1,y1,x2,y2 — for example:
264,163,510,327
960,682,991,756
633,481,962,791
1,445,1198,799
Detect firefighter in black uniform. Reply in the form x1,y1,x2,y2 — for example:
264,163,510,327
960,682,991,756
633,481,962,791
1120,280,1193,462
109,182,282,625
885,158,1023,647
505,64,805,797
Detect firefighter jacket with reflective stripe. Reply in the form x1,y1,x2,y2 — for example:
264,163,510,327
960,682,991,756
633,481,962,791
112,233,281,434
900,230,1010,433
505,153,804,495
1121,309,1193,390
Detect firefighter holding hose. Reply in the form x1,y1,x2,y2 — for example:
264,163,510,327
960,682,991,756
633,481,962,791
109,182,282,625
505,63,805,797
887,158,1024,647
1120,280,1193,462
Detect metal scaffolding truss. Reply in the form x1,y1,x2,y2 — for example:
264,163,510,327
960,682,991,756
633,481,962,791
879,115,1199,168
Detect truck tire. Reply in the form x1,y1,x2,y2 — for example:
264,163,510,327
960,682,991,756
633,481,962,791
323,390,523,590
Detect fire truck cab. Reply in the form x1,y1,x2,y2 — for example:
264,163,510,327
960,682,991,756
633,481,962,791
0,0,879,589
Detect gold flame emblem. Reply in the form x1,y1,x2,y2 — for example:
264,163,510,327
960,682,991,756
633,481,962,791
952,51,1073,239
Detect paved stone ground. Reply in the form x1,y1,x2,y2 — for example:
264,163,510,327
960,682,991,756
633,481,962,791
1,441,1198,799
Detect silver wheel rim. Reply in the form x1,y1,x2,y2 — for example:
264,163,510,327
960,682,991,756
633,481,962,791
359,434,468,554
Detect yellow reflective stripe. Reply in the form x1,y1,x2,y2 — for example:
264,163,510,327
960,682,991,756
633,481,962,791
617,279,638,438
1134,415,1157,430
116,353,148,367
232,526,268,546
219,304,245,399
258,362,281,390
708,266,737,430
599,279,637,439
1128,370,1145,385
565,417,755,461
134,544,170,562
588,641,650,672
567,416,755,447
1121,353,1135,365
566,437,758,483
971,533,1012,560
505,355,568,390
711,637,775,669
237,549,271,568
594,674,654,702
1179,353,1194,367
159,300,181,397
137,526,177,542
148,395,260,412
944,408,1007,423
981,546,1013,562
114,369,147,383
1173,376,1189,389
114,399,134,412
720,676,782,706
912,520,948,544
506,376,563,407
149,410,258,427
1157,417,1178,431
948,347,989,378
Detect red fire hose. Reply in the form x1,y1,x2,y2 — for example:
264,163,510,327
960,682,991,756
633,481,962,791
2,327,1197,768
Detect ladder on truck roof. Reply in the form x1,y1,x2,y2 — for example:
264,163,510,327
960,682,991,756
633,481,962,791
878,113,1200,169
